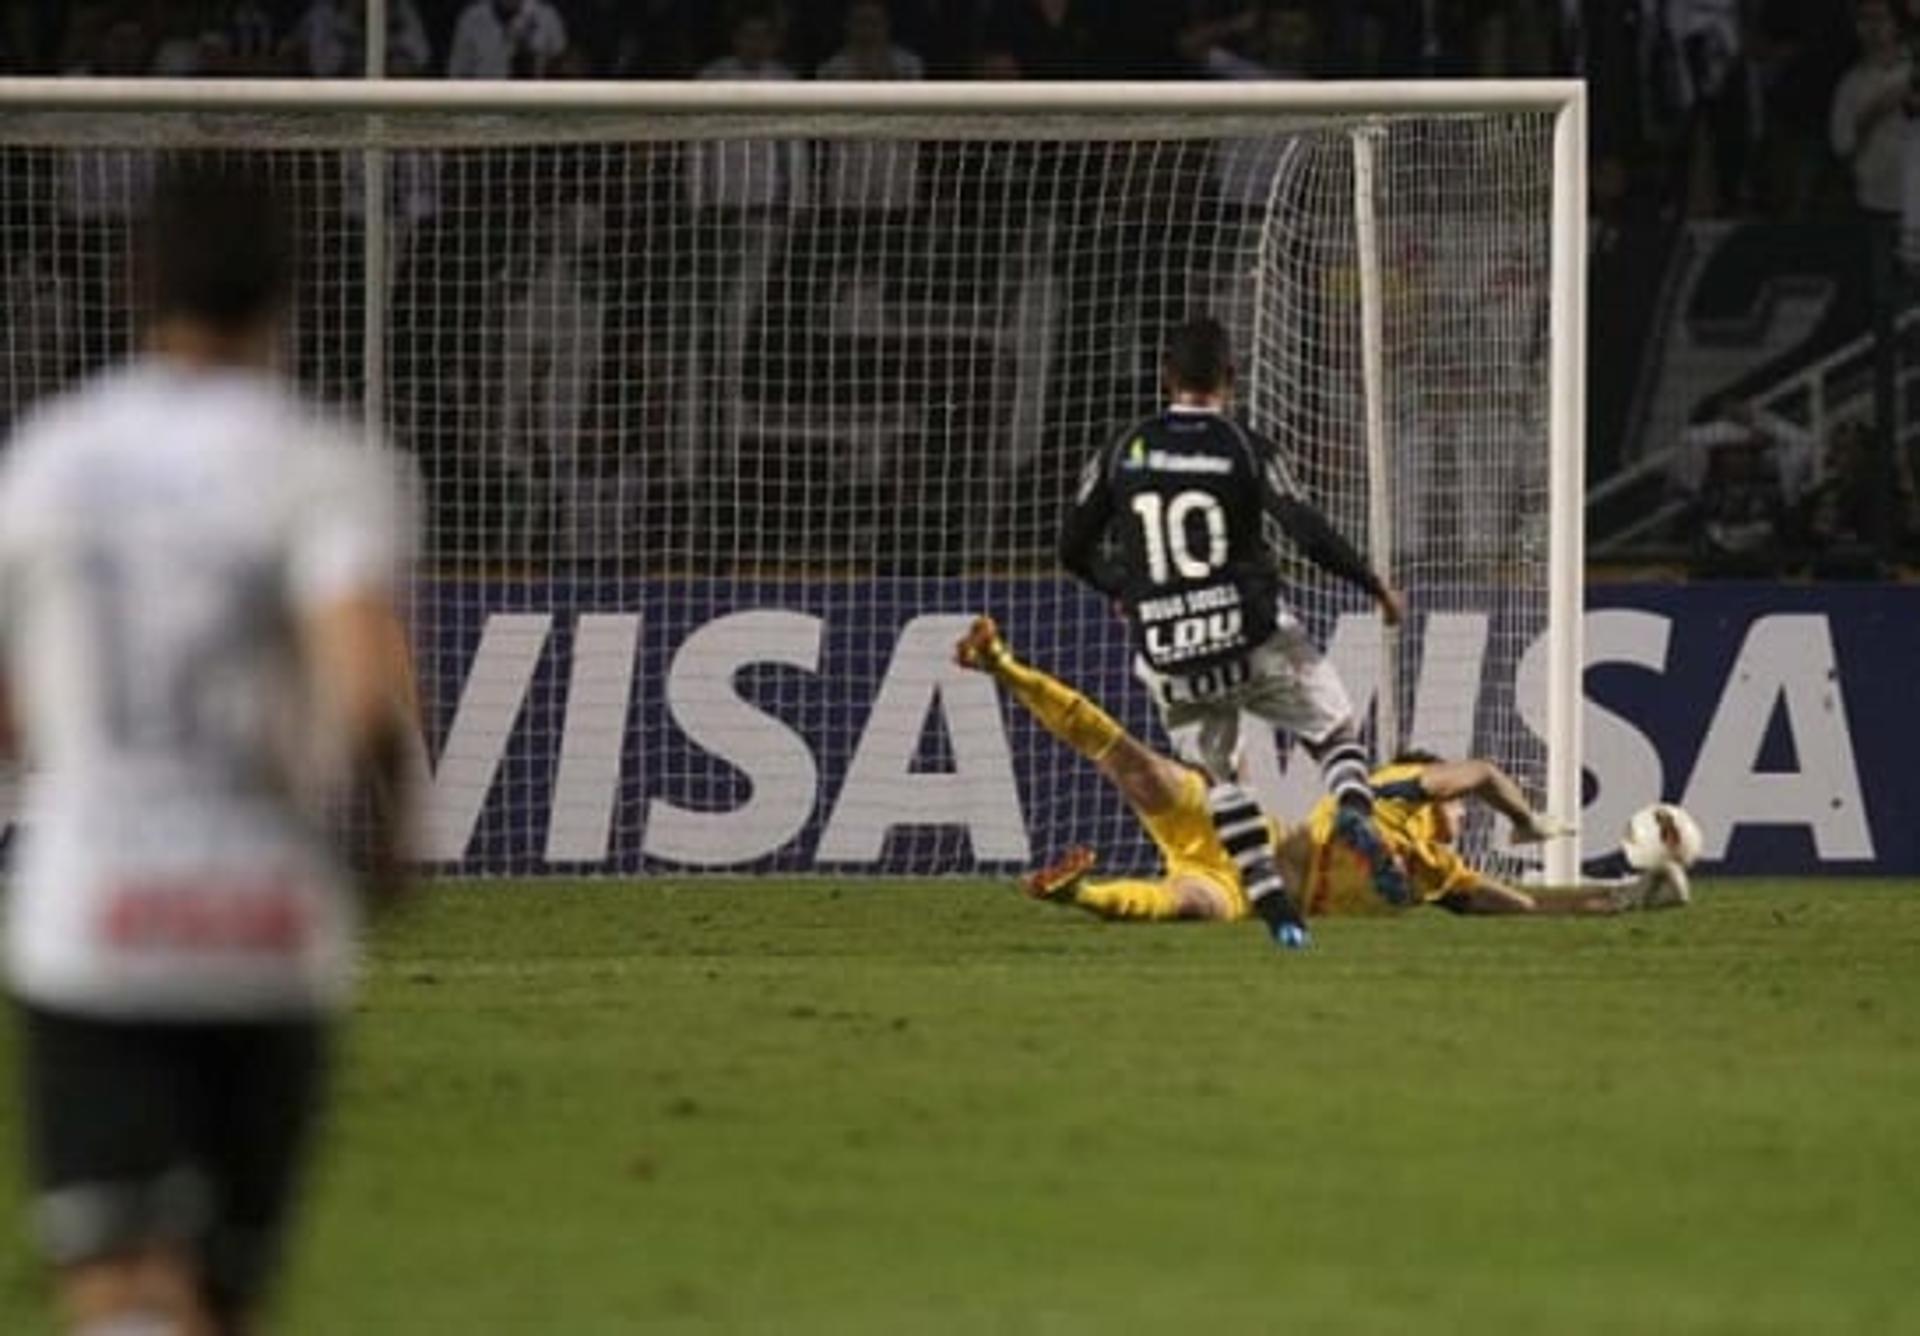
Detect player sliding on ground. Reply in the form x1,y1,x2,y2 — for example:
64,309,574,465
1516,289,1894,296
954,616,1687,928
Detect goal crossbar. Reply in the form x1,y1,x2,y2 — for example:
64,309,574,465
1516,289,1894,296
0,77,1587,121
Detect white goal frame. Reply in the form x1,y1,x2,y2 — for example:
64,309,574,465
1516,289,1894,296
0,76,1588,885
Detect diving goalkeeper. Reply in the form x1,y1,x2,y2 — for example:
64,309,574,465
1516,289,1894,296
954,616,1687,925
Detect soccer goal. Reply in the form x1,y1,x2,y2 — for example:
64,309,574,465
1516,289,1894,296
0,78,1586,885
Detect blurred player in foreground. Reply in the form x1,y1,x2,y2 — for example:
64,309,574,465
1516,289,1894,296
955,616,1686,925
0,162,415,1335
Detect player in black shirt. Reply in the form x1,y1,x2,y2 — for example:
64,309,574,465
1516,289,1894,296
1059,316,1404,943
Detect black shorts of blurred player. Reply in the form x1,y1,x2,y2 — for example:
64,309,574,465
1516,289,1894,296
17,1003,328,1335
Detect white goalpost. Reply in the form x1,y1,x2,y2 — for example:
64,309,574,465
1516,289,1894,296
0,77,1586,885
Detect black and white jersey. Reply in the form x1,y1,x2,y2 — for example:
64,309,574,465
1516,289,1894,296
1059,405,1381,676
0,359,408,1020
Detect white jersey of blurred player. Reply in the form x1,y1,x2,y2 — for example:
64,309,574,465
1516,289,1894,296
0,359,407,1019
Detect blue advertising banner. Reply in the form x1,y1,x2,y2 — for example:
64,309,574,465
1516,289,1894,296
1585,584,1912,875
414,579,1918,877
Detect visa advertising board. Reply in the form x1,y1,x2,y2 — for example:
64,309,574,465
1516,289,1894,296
412,580,1909,877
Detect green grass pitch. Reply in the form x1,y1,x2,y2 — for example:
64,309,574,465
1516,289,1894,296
3,878,1918,1334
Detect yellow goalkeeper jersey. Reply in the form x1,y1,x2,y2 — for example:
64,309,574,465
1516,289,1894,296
1299,763,1478,917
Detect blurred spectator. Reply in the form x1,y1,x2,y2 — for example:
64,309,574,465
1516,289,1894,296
975,45,1022,79
1750,2,1853,219
1199,4,1320,206
0,0,31,70
689,7,807,211
1104,2,1191,77
60,8,149,75
1341,0,1484,77
206,1,282,74
286,0,433,77
498,199,608,549
984,0,1101,79
816,2,924,212
1659,0,1757,215
818,0,924,80
0,247,77,395
1830,0,1909,220
696,4,792,82
566,0,678,78
888,0,981,78
1476,0,1576,75
148,6,213,75
447,0,567,79
1672,403,1817,568
1192,3,1318,79
1806,419,1918,570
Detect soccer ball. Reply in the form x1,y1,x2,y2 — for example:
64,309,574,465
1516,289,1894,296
1621,803,1703,871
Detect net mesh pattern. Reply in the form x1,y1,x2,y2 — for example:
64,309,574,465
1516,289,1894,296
0,105,1557,877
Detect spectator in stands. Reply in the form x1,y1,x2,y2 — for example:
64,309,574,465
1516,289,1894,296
498,198,608,552
1189,3,1319,80
1661,0,1758,214
286,0,433,77
887,0,980,78
148,5,217,75
1339,0,1483,77
1196,4,1321,205
447,0,568,79
1473,0,1574,75
818,0,924,81
1830,0,1910,222
59,7,148,75
1750,2,1854,219
689,6,806,211
1673,402,1818,571
204,1,282,74
975,46,1022,79
985,0,1101,79
566,0,678,78
816,2,924,212
1806,419,1918,570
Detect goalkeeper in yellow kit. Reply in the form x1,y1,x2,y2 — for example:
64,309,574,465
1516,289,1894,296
954,616,1687,930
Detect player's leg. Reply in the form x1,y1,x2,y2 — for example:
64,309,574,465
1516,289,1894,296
957,618,1285,930
1241,625,1375,811
1133,666,1308,940
19,1006,220,1335
1076,873,1240,921
189,1020,330,1334
1022,848,1238,921
955,616,1188,815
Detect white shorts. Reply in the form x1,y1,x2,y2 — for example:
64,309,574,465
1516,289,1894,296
1133,617,1355,778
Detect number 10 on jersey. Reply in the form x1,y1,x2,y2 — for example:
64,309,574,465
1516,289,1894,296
1130,490,1228,585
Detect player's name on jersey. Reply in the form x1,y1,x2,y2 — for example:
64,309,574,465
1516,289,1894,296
1136,585,1244,623
1120,447,1235,476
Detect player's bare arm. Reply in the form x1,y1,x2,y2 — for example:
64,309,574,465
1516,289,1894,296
302,590,417,906
1438,870,1680,917
1415,757,1571,844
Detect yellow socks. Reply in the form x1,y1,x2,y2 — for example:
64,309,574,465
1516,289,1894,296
1073,879,1185,921
995,654,1123,763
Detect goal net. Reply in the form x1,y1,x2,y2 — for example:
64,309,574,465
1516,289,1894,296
0,82,1583,883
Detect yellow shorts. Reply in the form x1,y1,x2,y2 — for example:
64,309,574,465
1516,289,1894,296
1137,771,1252,920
